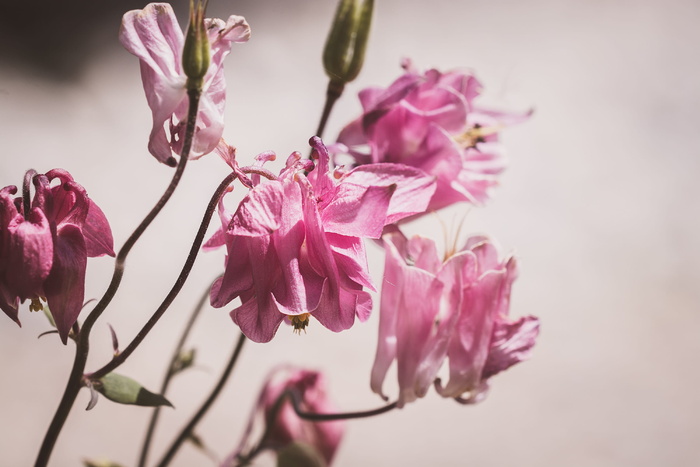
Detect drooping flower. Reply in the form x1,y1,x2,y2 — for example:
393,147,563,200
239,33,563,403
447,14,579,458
120,3,250,166
205,137,436,343
371,231,539,407
335,58,531,211
227,367,344,466
0,169,114,343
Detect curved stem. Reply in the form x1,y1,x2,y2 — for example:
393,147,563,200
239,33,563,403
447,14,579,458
288,390,398,421
138,283,213,467
34,89,200,467
236,392,397,466
88,169,238,380
157,332,247,467
314,79,345,140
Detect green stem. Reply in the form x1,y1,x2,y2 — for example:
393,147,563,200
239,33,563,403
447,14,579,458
157,333,247,467
34,89,200,467
315,79,345,140
138,284,213,467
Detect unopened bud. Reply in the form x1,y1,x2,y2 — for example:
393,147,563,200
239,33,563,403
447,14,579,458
183,0,210,90
322,0,374,86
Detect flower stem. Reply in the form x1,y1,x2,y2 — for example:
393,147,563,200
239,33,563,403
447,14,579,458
236,392,397,466
87,168,238,380
137,283,213,467
156,332,247,467
315,79,345,139
34,88,200,467
288,390,398,421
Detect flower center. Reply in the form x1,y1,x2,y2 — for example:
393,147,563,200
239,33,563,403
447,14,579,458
290,313,311,334
29,297,45,312
453,123,502,148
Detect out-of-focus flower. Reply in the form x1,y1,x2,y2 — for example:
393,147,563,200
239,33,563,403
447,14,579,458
225,367,343,466
0,170,114,343
205,137,435,343
371,231,539,407
335,59,531,211
120,3,250,166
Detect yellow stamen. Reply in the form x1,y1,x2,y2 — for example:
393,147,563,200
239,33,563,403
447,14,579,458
453,124,503,148
29,297,45,312
291,313,311,334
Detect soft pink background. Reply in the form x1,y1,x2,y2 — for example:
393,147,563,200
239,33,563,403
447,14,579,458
1,0,698,466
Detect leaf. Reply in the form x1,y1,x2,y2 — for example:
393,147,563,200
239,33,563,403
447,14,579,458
277,442,327,467
94,373,173,408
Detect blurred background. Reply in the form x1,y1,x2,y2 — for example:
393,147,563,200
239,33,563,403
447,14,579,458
1,0,699,465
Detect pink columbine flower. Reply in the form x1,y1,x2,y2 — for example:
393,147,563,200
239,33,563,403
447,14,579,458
0,170,114,343
371,231,539,407
227,367,344,466
205,137,436,343
335,59,531,211
120,3,250,166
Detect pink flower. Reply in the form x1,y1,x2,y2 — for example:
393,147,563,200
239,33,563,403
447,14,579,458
120,3,250,166
371,231,539,407
0,170,114,343
205,137,436,343
244,367,344,465
335,59,531,211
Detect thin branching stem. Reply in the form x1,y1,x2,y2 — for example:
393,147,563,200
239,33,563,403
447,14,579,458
157,332,247,467
34,89,201,467
138,283,214,467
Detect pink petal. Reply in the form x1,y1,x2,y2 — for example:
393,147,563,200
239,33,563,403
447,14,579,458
343,163,436,224
83,200,115,257
482,315,540,380
321,183,395,238
44,224,87,344
4,208,53,300
230,181,285,236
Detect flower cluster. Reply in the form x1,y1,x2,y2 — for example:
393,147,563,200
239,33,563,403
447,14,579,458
205,137,436,342
120,2,250,166
0,169,113,343
4,3,541,466
335,58,531,210
371,231,539,407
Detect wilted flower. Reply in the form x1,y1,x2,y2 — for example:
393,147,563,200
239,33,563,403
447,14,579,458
371,231,539,407
0,169,114,343
335,59,531,211
120,3,250,166
205,137,436,342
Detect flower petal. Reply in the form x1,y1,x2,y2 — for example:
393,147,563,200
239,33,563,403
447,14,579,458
44,224,87,344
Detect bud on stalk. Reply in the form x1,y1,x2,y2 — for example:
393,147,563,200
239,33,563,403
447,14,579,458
322,0,374,87
183,0,210,91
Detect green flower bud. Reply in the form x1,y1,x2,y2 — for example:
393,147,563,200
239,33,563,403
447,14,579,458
183,0,210,90
322,0,374,86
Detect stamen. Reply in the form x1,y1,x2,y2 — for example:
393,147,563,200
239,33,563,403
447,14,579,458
29,297,45,312
453,123,503,148
291,313,311,334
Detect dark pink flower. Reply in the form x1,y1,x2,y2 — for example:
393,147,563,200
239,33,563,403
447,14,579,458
371,231,539,407
0,170,114,343
206,137,435,342
335,59,531,211
120,3,250,165
228,367,344,466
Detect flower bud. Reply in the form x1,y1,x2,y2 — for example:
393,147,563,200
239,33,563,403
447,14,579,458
322,0,374,85
182,0,210,90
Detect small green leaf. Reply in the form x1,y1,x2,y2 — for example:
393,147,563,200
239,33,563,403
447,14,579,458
94,373,173,408
277,442,327,467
